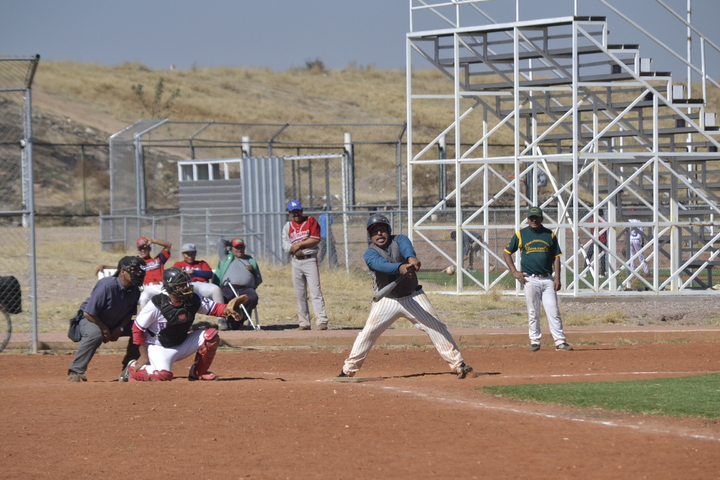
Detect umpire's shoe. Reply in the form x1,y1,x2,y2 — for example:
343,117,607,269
456,362,474,379
67,372,88,382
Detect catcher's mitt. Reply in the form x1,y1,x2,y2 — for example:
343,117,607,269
224,295,249,321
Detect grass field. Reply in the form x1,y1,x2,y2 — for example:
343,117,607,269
481,373,720,420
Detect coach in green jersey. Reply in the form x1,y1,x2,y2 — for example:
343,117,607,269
503,206,573,352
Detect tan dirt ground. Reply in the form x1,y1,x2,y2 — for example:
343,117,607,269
1,342,719,479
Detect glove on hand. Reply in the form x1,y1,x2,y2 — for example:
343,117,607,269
224,295,249,321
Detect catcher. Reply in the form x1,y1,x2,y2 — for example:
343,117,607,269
122,267,248,382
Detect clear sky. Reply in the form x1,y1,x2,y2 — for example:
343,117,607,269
1,0,718,77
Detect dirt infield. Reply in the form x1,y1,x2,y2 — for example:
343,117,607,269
1,343,719,479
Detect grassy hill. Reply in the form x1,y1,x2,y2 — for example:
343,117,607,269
12,60,720,220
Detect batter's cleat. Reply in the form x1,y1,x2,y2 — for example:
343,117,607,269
529,343,541,352
555,343,573,351
456,362,474,379
119,360,136,382
318,324,328,331
337,371,348,378
296,325,311,331
188,370,217,381
67,373,87,382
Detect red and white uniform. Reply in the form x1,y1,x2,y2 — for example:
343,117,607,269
172,259,213,283
281,216,328,328
131,293,224,376
285,216,321,248
139,249,171,309
173,259,223,305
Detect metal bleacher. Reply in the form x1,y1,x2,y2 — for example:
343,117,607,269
407,0,720,295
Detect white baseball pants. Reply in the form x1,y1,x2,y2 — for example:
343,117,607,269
629,237,649,273
291,256,328,327
343,289,464,375
136,329,206,375
524,276,567,346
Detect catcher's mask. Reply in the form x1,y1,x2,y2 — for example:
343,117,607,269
163,267,194,304
117,256,146,287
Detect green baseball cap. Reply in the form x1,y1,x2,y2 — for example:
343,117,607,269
527,206,543,218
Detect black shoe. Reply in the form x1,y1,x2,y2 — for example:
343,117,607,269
456,362,474,379
337,371,348,378
529,343,541,352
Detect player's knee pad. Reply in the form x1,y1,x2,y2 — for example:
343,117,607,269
193,328,219,376
199,328,219,355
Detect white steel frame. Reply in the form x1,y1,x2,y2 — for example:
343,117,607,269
407,0,720,296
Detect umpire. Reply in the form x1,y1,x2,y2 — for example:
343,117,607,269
67,256,146,382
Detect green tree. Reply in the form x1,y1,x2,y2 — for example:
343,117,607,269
131,77,181,118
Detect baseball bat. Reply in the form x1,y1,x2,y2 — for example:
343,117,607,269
372,265,415,302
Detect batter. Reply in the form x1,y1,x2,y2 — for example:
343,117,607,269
502,206,572,352
339,214,473,379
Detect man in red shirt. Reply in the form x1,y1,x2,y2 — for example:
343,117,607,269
281,199,329,330
172,243,224,305
136,237,172,309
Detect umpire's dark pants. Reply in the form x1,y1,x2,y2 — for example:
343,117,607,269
68,318,139,375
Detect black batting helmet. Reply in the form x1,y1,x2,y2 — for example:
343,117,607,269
366,213,391,234
163,267,194,302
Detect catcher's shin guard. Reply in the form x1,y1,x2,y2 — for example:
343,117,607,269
189,328,219,380
129,366,174,382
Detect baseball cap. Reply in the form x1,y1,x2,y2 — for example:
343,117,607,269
287,199,303,212
231,238,245,248
136,237,150,248
527,206,543,218
181,243,196,253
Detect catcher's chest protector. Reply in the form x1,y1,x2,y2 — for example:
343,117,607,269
151,294,202,348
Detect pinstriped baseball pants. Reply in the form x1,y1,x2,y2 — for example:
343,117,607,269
343,289,464,375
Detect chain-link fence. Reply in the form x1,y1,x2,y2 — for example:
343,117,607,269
0,55,39,351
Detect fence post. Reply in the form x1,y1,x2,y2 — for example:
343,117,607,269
344,133,355,210
438,134,447,208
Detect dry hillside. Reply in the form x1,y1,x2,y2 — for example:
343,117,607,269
7,60,720,219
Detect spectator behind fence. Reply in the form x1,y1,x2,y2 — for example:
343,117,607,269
318,206,338,267
450,230,483,271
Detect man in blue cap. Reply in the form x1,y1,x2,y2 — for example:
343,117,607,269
502,206,572,352
281,199,329,330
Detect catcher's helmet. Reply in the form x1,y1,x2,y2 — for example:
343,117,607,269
163,267,194,303
366,213,391,233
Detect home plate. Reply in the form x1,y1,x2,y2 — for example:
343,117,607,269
324,377,384,383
